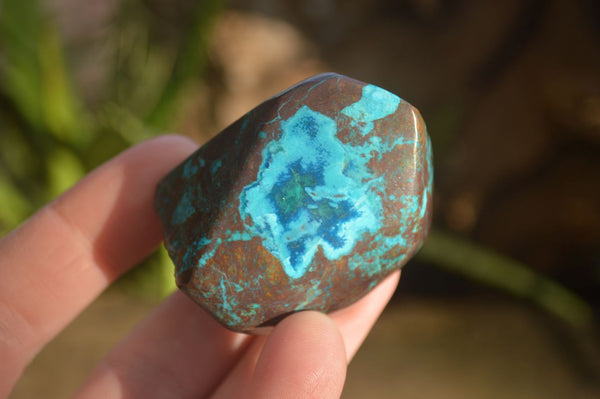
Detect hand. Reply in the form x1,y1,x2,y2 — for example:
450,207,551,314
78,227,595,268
0,135,400,398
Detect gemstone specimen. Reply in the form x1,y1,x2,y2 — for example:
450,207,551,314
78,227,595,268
154,73,433,332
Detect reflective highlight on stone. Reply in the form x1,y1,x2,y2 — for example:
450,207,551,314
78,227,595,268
154,73,433,332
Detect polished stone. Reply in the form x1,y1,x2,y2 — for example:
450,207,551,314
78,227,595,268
154,73,433,332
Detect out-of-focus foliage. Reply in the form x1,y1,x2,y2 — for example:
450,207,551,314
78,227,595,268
0,0,221,298
418,230,594,329
0,0,595,332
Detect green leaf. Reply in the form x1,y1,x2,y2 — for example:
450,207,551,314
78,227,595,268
116,246,177,300
46,145,86,197
0,0,90,147
0,0,45,131
0,171,34,234
417,228,595,329
39,25,88,146
145,0,222,129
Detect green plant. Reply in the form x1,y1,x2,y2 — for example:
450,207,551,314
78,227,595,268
0,0,594,331
0,0,221,298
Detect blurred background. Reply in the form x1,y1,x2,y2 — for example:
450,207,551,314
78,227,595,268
2,0,599,397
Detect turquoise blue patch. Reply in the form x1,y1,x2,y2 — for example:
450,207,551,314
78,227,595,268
171,190,196,225
239,105,387,279
341,84,402,136
170,82,422,281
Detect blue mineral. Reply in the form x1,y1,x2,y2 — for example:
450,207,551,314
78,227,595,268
154,73,433,332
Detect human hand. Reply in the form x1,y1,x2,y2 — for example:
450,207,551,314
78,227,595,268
0,135,400,398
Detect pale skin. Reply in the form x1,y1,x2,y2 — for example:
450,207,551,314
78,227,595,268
0,135,400,399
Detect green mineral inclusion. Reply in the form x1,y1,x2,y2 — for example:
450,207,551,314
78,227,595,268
161,76,433,329
239,84,402,278
169,82,420,282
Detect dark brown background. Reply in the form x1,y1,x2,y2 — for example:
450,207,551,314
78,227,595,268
8,0,600,397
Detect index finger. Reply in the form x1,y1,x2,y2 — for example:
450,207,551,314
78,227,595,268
0,135,198,396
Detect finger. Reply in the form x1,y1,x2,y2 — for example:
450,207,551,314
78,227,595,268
247,311,346,399
212,311,346,399
209,336,267,399
330,270,400,361
210,272,399,397
74,291,252,399
0,135,198,394
77,271,399,398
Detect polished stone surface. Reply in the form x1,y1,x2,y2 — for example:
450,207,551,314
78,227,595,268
154,73,433,332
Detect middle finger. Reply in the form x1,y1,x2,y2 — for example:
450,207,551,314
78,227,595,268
73,291,251,399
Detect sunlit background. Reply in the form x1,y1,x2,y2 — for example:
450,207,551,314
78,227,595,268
2,0,599,397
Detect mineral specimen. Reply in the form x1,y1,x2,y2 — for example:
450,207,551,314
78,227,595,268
154,73,433,332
